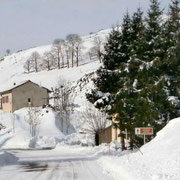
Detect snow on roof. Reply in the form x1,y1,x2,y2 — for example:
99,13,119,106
0,80,51,94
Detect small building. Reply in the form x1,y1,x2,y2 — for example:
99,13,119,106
99,113,130,145
99,125,121,144
0,80,51,113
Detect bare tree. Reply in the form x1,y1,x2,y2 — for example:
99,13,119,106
25,106,41,137
24,59,33,73
30,51,41,72
74,36,82,67
52,39,66,69
89,46,98,61
53,78,74,134
64,44,70,68
6,49,11,56
93,36,103,62
66,34,82,67
42,51,54,71
80,103,108,146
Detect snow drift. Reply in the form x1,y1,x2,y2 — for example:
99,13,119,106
99,117,180,180
0,108,64,149
0,150,18,167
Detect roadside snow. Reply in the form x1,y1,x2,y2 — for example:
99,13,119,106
98,117,180,180
0,150,18,167
0,108,64,149
1,117,180,180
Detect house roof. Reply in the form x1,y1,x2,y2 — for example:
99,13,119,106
0,80,51,95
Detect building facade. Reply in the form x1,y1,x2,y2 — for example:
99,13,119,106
99,113,130,145
0,80,50,113
99,125,121,144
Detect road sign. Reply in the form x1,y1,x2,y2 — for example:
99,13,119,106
135,127,153,145
135,127,153,135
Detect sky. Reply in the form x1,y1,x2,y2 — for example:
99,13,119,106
0,0,170,58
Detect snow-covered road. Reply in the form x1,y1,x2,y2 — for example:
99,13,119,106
0,147,113,180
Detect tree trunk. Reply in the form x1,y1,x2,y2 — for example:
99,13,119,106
72,51,74,68
65,112,69,135
35,59,38,72
60,113,63,133
58,54,60,69
95,132,99,146
76,47,79,67
119,121,125,151
66,54,69,68
129,133,133,150
62,56,64,68
48,62,50,71
120,132,125,151
98,50,101,63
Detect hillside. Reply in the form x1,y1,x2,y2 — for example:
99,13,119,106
0,29,111,149
0,29,111,92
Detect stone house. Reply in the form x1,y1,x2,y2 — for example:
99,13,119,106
0,80,51,113
99,125,121,144
99,114,130,145
99,125,131,145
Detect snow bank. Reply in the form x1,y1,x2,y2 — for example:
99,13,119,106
0,150,18,167
0,108,63,149
29,136,56,149
139,117,180,180
98,117,180,180
93,142,122,155
57,133,94,146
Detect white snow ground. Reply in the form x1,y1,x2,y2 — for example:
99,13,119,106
1,117,180,180
0,146,114,180
0,108,65,149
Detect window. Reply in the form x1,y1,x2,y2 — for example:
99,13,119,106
2,97,5,103
2,96,8,104
28,98,31,103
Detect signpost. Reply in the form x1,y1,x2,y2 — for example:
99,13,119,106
135,127,153,144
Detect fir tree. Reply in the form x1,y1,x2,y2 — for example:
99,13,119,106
131,8,145,60
165,0,180,59
103,12,133,70
118,12,133,63
103,27,122,70
144,0,164,62
87,0,180,149
87,27,122,111
87,13,134,109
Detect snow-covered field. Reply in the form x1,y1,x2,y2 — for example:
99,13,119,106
0,29,110,93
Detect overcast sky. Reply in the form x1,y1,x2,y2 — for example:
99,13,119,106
0,0,170,58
